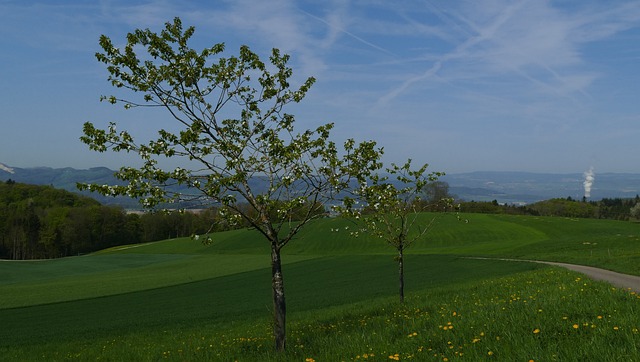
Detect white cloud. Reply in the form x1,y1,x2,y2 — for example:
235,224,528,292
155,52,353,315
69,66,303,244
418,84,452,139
201,0,328,77
375,0,640,103
3,0,640,172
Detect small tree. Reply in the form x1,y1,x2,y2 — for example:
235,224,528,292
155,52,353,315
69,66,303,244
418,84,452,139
630,202,640,220
79,18,381,351
336,160,448,303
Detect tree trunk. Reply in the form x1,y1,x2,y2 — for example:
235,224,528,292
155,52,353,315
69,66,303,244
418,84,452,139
398,248,405,303
271,244,287,351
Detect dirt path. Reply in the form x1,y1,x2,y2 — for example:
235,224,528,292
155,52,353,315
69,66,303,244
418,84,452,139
530,260,640,293
472,257,640,293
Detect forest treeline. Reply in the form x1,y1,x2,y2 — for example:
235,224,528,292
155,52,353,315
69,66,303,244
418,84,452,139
459,196,640,220
0,181,272,260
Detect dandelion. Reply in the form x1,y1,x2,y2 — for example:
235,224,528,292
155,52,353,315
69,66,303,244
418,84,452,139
488,351,494,356
572,324,579,329
614,326,620,331
533,328,540,334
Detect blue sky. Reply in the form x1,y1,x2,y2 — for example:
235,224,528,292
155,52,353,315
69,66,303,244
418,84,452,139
2,0,640,174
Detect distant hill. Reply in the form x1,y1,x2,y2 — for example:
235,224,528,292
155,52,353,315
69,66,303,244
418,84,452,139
0,182,100,209
1,163,639,206
0,163,136,207
0,165,117,190
444,171,640,204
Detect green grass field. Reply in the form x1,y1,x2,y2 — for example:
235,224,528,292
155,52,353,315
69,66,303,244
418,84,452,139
1,213,640,360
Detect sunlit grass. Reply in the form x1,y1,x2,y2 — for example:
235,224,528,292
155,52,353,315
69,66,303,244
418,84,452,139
4,266,639,361
2,213,640,360
0,255,540,348
270,267,640,361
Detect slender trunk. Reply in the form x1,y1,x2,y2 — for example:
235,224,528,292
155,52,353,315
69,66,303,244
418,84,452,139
271,244,286,351
398,248,404,303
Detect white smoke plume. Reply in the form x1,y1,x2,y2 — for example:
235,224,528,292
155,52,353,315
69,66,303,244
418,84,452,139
583,167,595,198
0,163,14,174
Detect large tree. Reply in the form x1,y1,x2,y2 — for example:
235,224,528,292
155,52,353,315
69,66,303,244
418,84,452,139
79,18,380,351
336,160,448,302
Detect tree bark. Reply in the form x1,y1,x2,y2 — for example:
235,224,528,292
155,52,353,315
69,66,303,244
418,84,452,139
271,244,287,351
398,248,405,303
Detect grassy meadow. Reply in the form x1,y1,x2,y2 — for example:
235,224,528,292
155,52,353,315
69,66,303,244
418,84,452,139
1,213,640,360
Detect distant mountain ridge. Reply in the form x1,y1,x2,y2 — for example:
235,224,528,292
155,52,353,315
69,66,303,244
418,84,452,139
442,171,640,204
0,163,134,207
1,163,639,206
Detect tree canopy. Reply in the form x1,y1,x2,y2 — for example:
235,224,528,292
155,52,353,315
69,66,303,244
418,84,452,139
80,17,382,351
335,160,449,302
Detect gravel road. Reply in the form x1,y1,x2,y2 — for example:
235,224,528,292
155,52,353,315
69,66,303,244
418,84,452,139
470,257,640,293
529,260,640,293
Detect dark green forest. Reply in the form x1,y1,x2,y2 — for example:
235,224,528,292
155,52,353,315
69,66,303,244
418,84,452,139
459,196,640,220
0,181,223,259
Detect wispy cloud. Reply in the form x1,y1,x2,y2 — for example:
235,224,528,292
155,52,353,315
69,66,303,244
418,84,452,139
298,6,396,57
2,0,640,172
375,0,640,104
193,0,328,77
